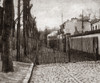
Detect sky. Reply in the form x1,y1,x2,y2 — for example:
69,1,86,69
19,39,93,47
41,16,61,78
1,0,100,31
30,0,100,31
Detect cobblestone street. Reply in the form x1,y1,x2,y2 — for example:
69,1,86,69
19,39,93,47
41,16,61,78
30,61,100,83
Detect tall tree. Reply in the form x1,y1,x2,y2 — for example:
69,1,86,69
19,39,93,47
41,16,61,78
16,0,21,61
23,0,32,56
2,0,14,72
23,0,28,56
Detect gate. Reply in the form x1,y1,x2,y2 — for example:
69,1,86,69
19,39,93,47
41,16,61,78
38,47,68,64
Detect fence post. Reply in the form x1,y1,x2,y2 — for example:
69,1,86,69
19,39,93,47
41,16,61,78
95,37,98,61
68,36,71,62
66,35,71,62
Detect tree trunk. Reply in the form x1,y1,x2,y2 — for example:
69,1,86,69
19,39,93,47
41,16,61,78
23,0,31,56
23,0,27,56
16,0,21,61
2,0,14,73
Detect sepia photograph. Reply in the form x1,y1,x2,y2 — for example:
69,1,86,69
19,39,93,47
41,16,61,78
0,0,100,83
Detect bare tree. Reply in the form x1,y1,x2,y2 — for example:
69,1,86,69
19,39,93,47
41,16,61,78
2,0,14,72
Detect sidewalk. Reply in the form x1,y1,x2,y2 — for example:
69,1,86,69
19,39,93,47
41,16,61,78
0,61,33,83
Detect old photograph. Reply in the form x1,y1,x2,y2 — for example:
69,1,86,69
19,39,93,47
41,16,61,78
0,0,100,83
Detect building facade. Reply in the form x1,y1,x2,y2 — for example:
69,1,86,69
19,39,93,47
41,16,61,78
63,18,91,35
91,20,100,31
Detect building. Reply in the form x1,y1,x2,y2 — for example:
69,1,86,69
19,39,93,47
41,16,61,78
91,19,100,31
0,0,3,7
63,17,91,35
47,31,58,48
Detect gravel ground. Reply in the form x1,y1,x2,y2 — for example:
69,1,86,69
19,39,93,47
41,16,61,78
30,61,100,83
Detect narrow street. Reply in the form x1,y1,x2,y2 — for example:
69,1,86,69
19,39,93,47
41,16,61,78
0,0,100,83
30,62,100,83
30,47,100,83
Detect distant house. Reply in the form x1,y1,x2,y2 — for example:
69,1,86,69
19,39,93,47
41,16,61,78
91,19,100,31
47,31,58,48
63,17,91,35
47,31,58,40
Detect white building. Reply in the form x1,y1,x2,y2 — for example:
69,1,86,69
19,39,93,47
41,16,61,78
47,31,58,39
0,0,3,7
91,19,100,30
63,18,91,35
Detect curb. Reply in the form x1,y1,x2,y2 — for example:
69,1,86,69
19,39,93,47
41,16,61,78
23,63,34,83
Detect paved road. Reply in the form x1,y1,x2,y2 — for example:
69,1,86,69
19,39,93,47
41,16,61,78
30,61,100,83
30,47,98,83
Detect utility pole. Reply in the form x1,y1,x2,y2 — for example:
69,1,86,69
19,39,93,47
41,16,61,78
61,13,63,24
81,10,84,54
17,0,21,61
99,9,100,19
61,12,64,52
82,10,84,33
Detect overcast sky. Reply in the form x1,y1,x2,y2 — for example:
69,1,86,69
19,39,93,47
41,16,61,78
1,0,100,31
30,0,100,31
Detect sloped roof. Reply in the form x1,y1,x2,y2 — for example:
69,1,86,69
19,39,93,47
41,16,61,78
90,19,100,24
